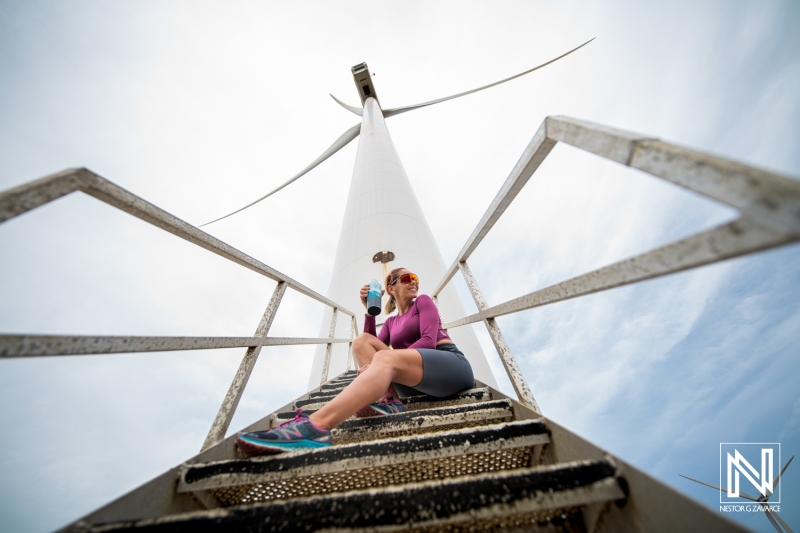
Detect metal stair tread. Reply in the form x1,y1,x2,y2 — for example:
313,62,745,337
332,398,516,442
95,459,622,532
178,418,548,493
290,386,490,415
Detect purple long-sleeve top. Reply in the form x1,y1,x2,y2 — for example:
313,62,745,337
363,294,452,349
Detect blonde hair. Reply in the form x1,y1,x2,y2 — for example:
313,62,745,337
384,267,406,315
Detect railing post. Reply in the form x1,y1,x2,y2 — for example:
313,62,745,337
431,295,446,328
201,281,287,451
457,261,541,414
346,315,358,371
320,308,338,385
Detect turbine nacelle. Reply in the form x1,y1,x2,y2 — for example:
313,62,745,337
351,62,379,106
201,38,594,226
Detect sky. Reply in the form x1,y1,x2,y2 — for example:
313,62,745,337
0,1,798,531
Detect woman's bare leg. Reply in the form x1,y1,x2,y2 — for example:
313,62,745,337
351,332,388,367
309,348,423,430
351,332,400,401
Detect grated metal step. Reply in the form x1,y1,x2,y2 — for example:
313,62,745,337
94,459,623,532
288,386,489,418
177,419,548,506
332,398,516,444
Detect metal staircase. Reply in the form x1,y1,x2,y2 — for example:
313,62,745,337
2,115,798,531
66,371,750,532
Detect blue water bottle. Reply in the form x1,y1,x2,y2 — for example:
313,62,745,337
366,279,382,316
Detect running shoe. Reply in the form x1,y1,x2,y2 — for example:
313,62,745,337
356,392,407,418
237,409,332,456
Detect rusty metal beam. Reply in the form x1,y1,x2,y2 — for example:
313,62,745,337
432,124,557,297
546,116,800,235
458,261,540,413
346,315,358,371
0,334,350,358
319,308,338,385
445,215,790,329
201,282,287,452
438,115,800,329
0,168,356,317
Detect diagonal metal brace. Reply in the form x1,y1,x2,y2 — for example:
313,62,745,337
201,282,287,451
458,261,540,413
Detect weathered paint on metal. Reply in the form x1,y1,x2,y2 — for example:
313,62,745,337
179,420,547,492
278,386,493,421
346,315,357,371
201,282,287,452
24,114,790,533
445,215,789,329
431,294,445,325
0,168,356,317
547,116,800,235
65,374,752,533
0,335,258,357
0,334,349,358
319,308,338,385
438,116,799,331
331,399,514,439
120,460,622,532
458,261,541,413
432,123,556,297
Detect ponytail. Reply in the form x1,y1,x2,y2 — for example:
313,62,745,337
384,267,405,315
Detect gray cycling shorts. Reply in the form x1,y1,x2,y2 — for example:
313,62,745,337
392,343,474,398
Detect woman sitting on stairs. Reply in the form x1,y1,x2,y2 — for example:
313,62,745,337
237,267,475,456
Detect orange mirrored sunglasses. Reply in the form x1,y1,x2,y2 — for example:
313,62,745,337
391,273,419,285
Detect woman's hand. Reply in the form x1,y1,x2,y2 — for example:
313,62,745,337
359,284,385,309
357,364,370,376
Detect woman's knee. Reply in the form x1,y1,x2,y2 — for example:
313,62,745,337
371,349,395,368
353,332,375,350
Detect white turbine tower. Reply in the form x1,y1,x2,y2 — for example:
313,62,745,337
202,39,594,391
308,87,495,389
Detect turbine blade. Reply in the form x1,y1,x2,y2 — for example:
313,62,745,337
764,508,785,533
330,94,363,116
200,123,361,226
769,455,794,497
767,508,794,533
382,38,595,119
678,475,759,501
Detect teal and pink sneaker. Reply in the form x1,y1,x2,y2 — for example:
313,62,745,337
237,409,332,457
356,391,407,418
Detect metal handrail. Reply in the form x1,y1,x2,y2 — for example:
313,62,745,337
0,167,357,450
0,334,351,357
433,115,800,413
0,167,356,317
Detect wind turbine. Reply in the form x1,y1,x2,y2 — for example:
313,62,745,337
680,455,795,533
202,39,594,389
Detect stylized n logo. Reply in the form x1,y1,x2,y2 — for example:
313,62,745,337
727,448,773,498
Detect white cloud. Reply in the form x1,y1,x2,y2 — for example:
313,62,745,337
1,1,799,531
